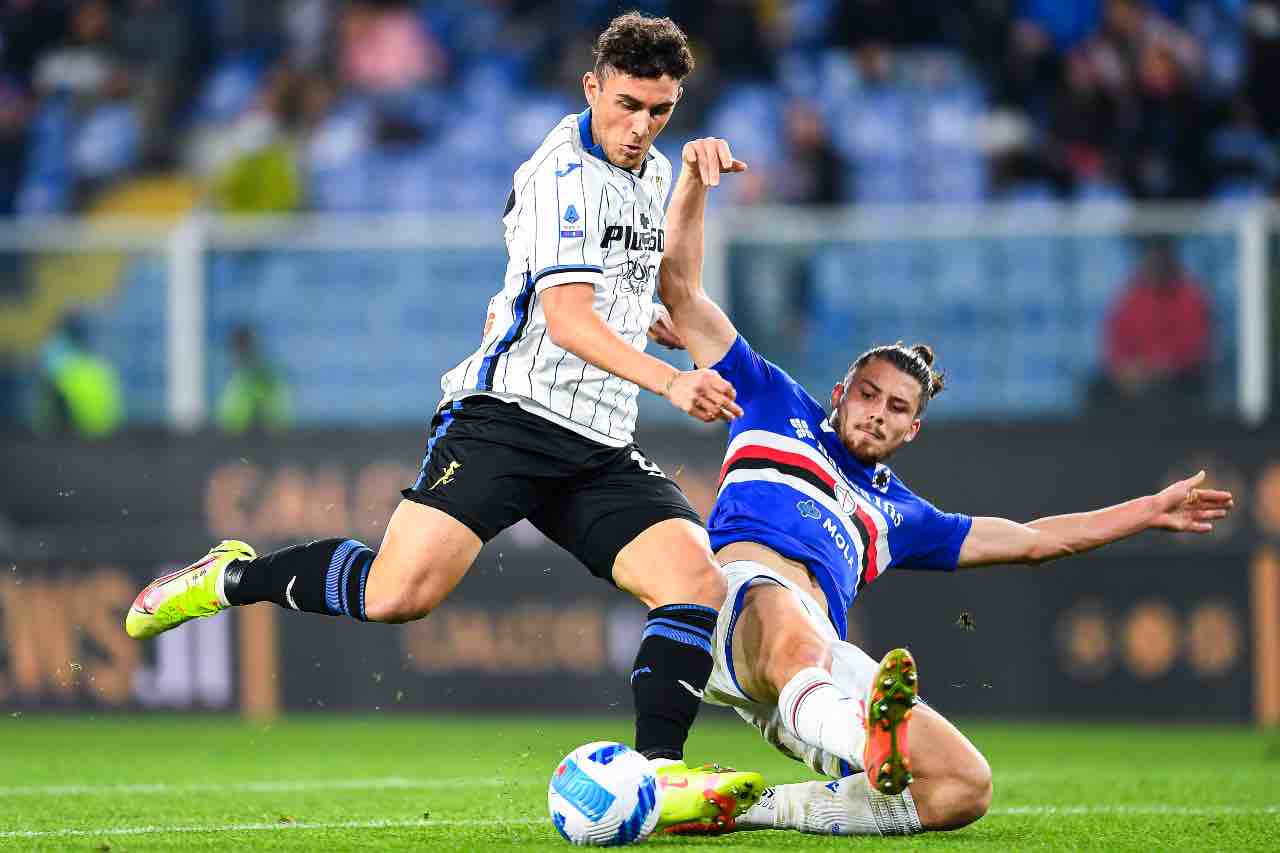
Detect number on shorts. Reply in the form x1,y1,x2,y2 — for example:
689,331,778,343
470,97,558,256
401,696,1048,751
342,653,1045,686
631,450,666,478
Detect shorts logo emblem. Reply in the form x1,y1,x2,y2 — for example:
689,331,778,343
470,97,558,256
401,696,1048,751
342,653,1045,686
677,679,704,699
430,461,462,490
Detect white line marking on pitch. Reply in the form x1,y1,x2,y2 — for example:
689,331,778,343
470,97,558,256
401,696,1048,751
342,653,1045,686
1,806,1276,839
0,819,539,840
994,805,1280,817
0,777,516,797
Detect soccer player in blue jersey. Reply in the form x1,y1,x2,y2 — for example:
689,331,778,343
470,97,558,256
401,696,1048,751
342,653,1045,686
660,139,1236,837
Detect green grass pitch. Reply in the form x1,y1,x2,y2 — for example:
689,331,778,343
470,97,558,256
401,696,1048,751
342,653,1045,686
0,713,1275,850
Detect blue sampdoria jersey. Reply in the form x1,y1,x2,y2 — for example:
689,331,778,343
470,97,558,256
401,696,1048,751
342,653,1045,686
707,336,972,640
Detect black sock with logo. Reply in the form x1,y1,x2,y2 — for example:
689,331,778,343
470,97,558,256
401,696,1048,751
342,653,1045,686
223,538,373,621
630,604,718,761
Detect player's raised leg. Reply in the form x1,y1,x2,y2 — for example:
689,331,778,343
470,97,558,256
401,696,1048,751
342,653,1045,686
723,577,909,791
743,702,991,835
740,639,992,836
125,499,482,639
610,519,764,830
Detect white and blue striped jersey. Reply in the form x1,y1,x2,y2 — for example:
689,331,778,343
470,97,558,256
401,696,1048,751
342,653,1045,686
707,336,973,640
438,109,673,447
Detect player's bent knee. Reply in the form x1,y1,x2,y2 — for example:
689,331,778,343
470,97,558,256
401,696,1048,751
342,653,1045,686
363,574,451,624
685,558,727,605
964,753,994,822
613,519,726,609
624,553,726,609
653,546,725,608
927,752,992,830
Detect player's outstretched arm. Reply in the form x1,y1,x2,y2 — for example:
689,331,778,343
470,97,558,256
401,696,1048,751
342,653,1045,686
658,137,746,369
955,470,1235,569
541,283,742,423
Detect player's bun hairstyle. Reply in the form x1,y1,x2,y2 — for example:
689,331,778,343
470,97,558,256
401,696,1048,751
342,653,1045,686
848,342,947,416
594,12,695,82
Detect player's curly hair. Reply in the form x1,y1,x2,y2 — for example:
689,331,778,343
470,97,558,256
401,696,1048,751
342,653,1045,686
594,12,695,81
847,342,947,416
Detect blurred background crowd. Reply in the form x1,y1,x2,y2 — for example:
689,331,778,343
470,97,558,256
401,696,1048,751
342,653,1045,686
3,0,1280,215
0,0,1278,433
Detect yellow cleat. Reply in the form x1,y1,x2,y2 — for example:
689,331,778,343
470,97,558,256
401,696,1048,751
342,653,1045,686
124,540,255,640
656,761,766,835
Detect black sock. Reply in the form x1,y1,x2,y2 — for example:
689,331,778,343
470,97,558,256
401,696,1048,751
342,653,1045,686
631,603,718,761
224,538,374,621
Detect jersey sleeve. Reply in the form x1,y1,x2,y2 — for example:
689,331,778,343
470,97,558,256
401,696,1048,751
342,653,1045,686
528,149,606,294
894,500,972,572
709,334,787,406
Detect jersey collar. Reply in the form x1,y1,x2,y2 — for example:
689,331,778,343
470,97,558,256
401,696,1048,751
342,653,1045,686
577,108,651,178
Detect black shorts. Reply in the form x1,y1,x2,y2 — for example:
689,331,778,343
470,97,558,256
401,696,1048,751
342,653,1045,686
401,395,703,582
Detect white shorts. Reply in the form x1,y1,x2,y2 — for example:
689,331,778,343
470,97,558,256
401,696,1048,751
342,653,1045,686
704,559,881,779
704,560,838,712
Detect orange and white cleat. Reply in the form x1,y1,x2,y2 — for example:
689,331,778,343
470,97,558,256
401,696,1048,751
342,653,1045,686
863,647,919,796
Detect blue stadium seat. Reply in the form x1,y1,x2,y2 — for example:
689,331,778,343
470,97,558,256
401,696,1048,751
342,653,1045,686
909,60,988,201
705,84,786,170
831,86,914,203
305,99,377,211
86,253,168,423
72,103,141,181
189,54,266,126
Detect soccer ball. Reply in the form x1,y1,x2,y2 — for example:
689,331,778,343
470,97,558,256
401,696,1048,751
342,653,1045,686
547,741,659,846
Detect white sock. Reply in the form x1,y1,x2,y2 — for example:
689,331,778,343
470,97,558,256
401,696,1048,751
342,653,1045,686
738,774,922,836
776,666,864,771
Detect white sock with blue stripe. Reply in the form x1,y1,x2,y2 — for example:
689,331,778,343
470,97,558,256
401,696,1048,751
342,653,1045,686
738,774,921,835
777,666,866,773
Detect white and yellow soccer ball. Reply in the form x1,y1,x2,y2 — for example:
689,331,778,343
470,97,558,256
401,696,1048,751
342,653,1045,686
547,741,659,846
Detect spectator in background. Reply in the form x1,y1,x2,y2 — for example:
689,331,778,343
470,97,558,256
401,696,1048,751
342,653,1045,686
1083,0,1201,95
680,1,773,80
774,101,842,205
0,74,32,213
31,312,123,438
1076,0,1207,198
208,66,311,213
1050,51,1122,190
1,0,68,91
1242,0,1280,136
217,324,292,434
114,0,196,168
834,0,945,49
1127,39,1210,198
1097,237,1211,402
32,0,126,105
339,0,446,93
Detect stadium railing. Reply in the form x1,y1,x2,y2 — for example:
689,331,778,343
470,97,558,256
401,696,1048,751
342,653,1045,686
0,202,1271,429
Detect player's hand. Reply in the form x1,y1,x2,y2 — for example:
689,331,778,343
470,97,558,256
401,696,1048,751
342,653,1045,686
1150,470,1235,534
664,368,744,423
648,304,685,350
681,137,748,187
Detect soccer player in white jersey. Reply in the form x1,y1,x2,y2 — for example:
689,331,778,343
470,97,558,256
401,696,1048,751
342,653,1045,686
123,13,765,830
658,139,1237,836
